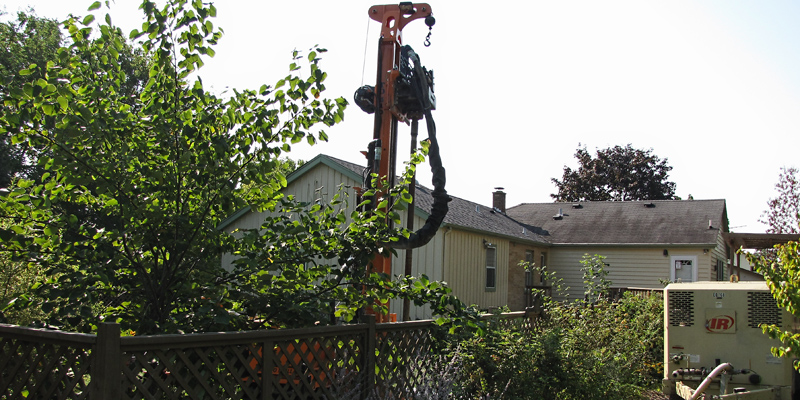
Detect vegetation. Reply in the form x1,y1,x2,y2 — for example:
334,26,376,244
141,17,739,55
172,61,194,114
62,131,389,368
0,10,63,187
748,241,800,371
0,0,468,334
446,260,664,399
759,166,799,234
551,144,677,202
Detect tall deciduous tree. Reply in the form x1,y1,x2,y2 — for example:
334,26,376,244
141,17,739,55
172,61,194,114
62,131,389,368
0,10,148,187
760,166,800,234
0,1,464,334
551,144,677,202
0,10,63,187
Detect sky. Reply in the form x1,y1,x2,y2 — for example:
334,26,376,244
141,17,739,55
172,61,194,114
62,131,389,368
3,0,800,233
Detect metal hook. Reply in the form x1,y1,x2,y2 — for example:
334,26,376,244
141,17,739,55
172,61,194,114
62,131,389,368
424,15,435,47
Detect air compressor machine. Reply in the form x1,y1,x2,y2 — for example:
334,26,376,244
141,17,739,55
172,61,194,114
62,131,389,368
663,281,799,400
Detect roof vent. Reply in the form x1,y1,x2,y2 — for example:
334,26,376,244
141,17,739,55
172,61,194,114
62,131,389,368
476,205,480,213
644,202,655,208
572,203,582,209
553,208,564,220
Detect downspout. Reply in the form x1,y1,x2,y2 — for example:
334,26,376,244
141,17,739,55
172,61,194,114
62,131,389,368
441,226,452,283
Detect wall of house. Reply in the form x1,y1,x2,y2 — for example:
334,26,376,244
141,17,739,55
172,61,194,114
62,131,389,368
388,214,445,320
443,229,509,311
220,163,362,269
709,232,729,281
507,242,548,311
547,247,713,301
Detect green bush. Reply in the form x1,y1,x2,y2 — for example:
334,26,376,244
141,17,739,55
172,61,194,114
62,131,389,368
451,292,664,400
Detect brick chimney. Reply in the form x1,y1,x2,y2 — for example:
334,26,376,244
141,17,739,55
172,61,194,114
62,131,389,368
492,187,506,213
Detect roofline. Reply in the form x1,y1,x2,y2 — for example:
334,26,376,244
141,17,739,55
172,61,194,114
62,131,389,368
218,154,433,231
217,206,252,231
547,242,718,248
443,223,550,247
287,154,364,185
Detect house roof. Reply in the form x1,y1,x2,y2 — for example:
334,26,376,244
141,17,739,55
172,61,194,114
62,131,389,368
220,154,728,248
317,155,548,245
505,199,728,246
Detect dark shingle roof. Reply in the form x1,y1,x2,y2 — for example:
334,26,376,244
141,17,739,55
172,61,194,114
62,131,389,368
506,200,727,245
321,155,547,244
242,155,727,248
414,185,548,243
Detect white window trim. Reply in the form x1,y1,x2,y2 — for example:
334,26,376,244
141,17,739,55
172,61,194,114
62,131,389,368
485,246,497,291
670,255,698,282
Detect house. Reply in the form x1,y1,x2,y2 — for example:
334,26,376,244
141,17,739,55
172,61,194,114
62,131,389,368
218,154,548,319
506,199,731,301
219,154,747,318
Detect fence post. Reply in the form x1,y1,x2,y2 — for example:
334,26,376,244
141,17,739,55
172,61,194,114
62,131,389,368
261,339,273,400
362,315,376,400
91,322,121,399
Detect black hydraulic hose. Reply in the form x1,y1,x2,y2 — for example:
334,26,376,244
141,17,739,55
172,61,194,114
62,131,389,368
389,108,450,249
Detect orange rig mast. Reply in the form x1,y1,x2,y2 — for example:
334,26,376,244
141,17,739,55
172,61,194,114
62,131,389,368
354,3,449,322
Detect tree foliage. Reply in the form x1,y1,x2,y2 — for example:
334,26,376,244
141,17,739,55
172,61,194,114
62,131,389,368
551,144,677,202
759,166,800,234
747,241,800,371
454,263,664,399
0,0,466,334
0,10,63,187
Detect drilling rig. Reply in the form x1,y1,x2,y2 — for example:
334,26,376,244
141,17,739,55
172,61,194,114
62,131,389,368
355,3,449,322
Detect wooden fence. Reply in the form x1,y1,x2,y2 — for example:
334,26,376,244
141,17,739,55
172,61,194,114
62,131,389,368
0,312,536,399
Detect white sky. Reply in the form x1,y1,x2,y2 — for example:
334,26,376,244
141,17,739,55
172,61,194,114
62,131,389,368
4,0,800,233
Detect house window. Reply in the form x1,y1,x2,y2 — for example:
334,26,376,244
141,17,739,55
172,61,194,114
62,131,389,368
524,251,534,287
671,256,697,282
540,252,547,284
716,259,726,281
486,247,497,290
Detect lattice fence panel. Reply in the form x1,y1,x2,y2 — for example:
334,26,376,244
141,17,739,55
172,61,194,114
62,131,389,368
374,327,438,398
491,315,536,335
0,337,92,399
268,333,366,400
122,343,261,400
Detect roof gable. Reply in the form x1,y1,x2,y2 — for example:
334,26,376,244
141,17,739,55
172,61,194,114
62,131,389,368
322,156,548,245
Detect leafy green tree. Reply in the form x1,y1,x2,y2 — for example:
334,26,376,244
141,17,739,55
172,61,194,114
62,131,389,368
748,242,800,371
0,0,463,334
760,166,800,234
551,144,677,202
0,10,63,187
581,253,610,304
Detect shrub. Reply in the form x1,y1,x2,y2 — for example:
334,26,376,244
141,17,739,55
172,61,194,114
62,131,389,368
450,292,664,399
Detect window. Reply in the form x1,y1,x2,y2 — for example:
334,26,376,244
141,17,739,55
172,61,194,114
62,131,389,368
716,259,726,281
540,252,547,284
671,256,698,282
486,247,497,290
524,251,534,287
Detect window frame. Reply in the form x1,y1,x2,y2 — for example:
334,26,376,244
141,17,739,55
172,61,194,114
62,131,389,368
485,246,497,291
524,250,534,287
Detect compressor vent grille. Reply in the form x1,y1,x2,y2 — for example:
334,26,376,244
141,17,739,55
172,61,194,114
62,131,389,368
747,291,782,328
669,291,694,326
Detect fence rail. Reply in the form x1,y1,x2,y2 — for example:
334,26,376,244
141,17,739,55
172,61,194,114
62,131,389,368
1,312,536,399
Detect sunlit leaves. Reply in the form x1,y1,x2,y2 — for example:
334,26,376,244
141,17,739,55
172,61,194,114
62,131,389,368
0,0,347,334
748,241,800,371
